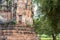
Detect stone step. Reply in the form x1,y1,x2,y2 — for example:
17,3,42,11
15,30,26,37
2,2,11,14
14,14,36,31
0,26,39,40
0,34,38,40
0,30,35,36
0,26,33,30
0,30,38,40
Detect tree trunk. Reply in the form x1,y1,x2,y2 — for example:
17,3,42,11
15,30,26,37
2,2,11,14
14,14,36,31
52,33,56,40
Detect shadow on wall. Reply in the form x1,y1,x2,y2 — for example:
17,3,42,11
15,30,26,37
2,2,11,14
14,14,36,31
0,15,6,23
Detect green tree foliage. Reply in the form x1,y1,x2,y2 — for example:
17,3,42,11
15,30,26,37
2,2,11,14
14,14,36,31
8,18,16,25
6,0,12,6
33,0,60,40
33,16,52,35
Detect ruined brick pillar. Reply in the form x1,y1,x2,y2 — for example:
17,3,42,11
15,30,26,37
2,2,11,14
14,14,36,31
16,0,33,26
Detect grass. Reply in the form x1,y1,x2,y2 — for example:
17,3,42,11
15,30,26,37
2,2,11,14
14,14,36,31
40,38,60,40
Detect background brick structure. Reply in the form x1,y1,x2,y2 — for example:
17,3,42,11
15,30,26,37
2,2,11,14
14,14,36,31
0,0,39,40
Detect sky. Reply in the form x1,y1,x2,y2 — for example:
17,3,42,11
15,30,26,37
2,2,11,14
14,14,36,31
34,4,38,18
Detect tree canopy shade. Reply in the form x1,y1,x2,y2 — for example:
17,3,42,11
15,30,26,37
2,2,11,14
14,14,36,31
33,0,60,40
8,18,16,25
6,0,12,6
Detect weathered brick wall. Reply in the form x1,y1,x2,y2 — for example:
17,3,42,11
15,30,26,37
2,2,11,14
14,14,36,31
0,26,39,40
0,0,39,40
16,0,33,26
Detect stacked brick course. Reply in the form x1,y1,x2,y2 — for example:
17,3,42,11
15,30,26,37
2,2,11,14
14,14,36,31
0,26,39,40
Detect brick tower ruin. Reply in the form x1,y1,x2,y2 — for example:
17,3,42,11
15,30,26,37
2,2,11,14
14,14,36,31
0,0,39,40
